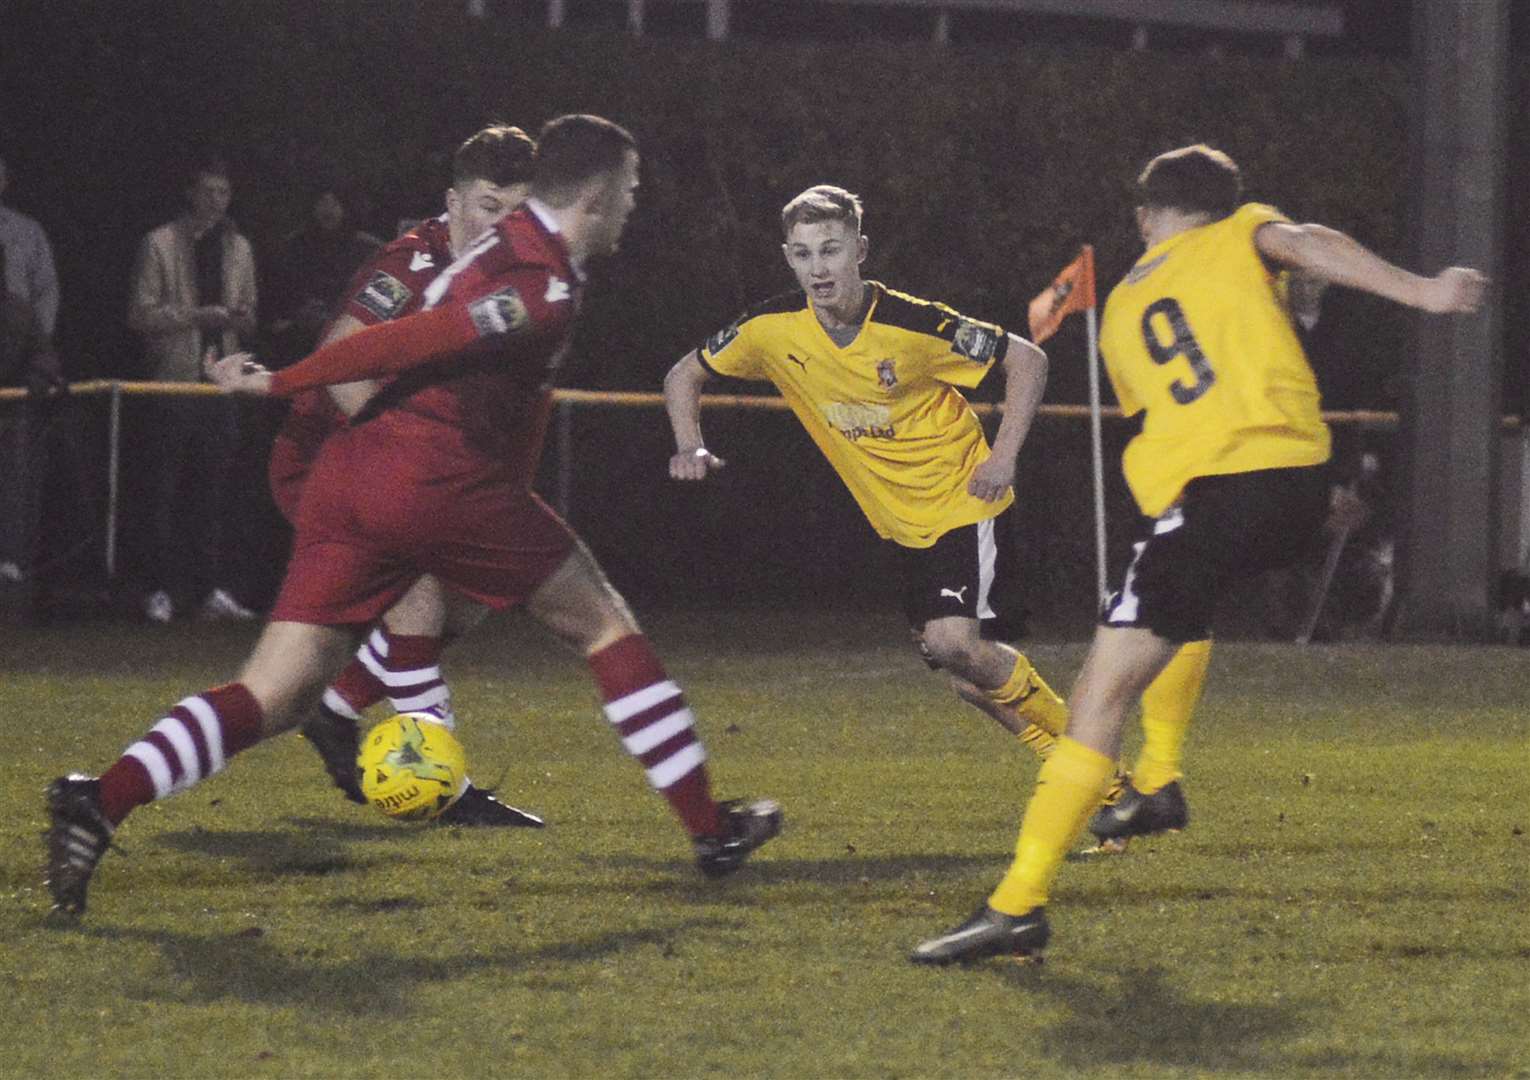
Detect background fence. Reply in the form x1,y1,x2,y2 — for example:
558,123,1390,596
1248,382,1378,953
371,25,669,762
12,381,1515,642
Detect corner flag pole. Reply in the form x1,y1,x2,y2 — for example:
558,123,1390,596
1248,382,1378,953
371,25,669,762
1084,303,1107,606
1028,244,1104,603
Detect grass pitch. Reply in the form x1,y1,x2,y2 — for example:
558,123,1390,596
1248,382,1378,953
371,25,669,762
3,611,1526,1078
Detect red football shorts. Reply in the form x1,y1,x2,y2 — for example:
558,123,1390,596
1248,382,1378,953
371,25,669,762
268,430,319,523
268,395,343,523
269,416,575,627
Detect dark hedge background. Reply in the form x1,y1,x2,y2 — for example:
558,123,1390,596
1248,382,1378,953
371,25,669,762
2,2,1520,625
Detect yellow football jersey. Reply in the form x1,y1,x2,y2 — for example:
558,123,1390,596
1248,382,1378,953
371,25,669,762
1099,202,1331,517
698,281,1011,548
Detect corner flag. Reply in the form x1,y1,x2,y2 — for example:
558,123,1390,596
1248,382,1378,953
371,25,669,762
1028,244,1109,604
1027,245,1096,345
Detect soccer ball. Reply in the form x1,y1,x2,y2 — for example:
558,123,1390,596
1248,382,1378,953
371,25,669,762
357,713,468,821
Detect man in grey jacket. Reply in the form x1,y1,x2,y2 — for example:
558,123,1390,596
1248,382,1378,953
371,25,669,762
129,157,258,624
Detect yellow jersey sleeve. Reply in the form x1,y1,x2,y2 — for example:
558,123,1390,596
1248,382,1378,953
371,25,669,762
698,306,771,380
1099,203,1330,517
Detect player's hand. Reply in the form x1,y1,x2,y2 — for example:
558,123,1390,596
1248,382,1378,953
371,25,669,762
968,455,1015,502
205,349,274,395
669,446,726,481
1426,267,1489,315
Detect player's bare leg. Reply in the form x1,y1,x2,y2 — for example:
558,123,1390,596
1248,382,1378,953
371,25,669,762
240,621,359,735
526,542,781,876
921,615,1128,847
918,616,1069,757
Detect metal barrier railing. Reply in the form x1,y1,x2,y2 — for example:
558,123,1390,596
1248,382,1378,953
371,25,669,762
0,379,1461,586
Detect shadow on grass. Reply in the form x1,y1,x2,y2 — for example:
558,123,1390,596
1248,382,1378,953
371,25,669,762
476,851,1007,906
82,918,733,1016
152,816,409,877
988,963,1487,1076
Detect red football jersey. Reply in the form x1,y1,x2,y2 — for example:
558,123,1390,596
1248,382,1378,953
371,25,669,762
338,215,454,328
286,216,456,433
270,216,457,518
271,204,582,480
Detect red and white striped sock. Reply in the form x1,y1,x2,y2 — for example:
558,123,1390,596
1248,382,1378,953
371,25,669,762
589,635,723,839
363,631,455,729
320,627,391,721
97,683,264,826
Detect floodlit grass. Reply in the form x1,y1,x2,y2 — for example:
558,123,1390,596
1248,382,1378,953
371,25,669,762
2,611,1526,1078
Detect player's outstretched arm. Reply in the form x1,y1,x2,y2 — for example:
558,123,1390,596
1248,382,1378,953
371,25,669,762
313,313,381,417
968,334,1048,502
664,350,727,480
1255,222,1489,315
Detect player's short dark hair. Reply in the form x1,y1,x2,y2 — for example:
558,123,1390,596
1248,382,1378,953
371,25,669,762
186,154,231,189
1137,144,1242,219
530,114,637,205
781,185,863,237
452,124,537,188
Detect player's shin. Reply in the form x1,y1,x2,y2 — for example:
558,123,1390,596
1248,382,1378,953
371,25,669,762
589,634,724,838
989,737,1117,915
1134,638,1211,794
97,683,265,826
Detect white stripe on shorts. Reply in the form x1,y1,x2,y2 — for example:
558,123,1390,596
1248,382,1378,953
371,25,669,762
976,517,997,620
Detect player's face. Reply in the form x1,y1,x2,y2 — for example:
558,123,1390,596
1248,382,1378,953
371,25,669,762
187,172,232,228
588,150,641,257
446,178,527,254
313,191,345,232
783,220,867,313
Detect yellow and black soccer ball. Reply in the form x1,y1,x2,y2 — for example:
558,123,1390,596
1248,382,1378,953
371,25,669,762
357,713,468,820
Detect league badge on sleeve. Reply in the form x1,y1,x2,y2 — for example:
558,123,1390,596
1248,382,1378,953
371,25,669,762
705,322,740,357
469,287,531,337
355,271,413,321
951,319,999,363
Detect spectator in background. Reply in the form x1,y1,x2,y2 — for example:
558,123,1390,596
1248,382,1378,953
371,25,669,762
128,156,258,624
0,238,68,621
264,185,382,365
0,154,67,621
0,154,59,346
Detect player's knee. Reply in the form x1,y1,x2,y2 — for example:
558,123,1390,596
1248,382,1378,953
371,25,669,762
919,622,978,676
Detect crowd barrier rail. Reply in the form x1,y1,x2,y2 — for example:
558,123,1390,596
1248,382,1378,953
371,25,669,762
1,379,1496,588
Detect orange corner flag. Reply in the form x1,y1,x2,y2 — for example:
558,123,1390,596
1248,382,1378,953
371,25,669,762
1028,245,1096,345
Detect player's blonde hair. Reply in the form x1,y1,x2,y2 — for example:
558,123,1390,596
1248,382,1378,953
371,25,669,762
781,185,863,237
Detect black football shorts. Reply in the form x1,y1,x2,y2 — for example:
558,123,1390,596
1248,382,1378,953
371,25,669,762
1101,465,1329,643
896,507,1025,640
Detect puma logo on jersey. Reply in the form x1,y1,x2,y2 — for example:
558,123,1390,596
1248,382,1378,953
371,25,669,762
408,251,433,273
786,353,807,370
940,586,968,603
545,278,571,303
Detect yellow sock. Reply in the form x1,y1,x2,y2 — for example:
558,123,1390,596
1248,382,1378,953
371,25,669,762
989,736,1116,915
1134,638,1212,794
1017,723,1057,759
987,650,1069,760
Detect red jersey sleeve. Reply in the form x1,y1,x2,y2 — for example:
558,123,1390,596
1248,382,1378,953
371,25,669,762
334,221,448,327
269,266,575,397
